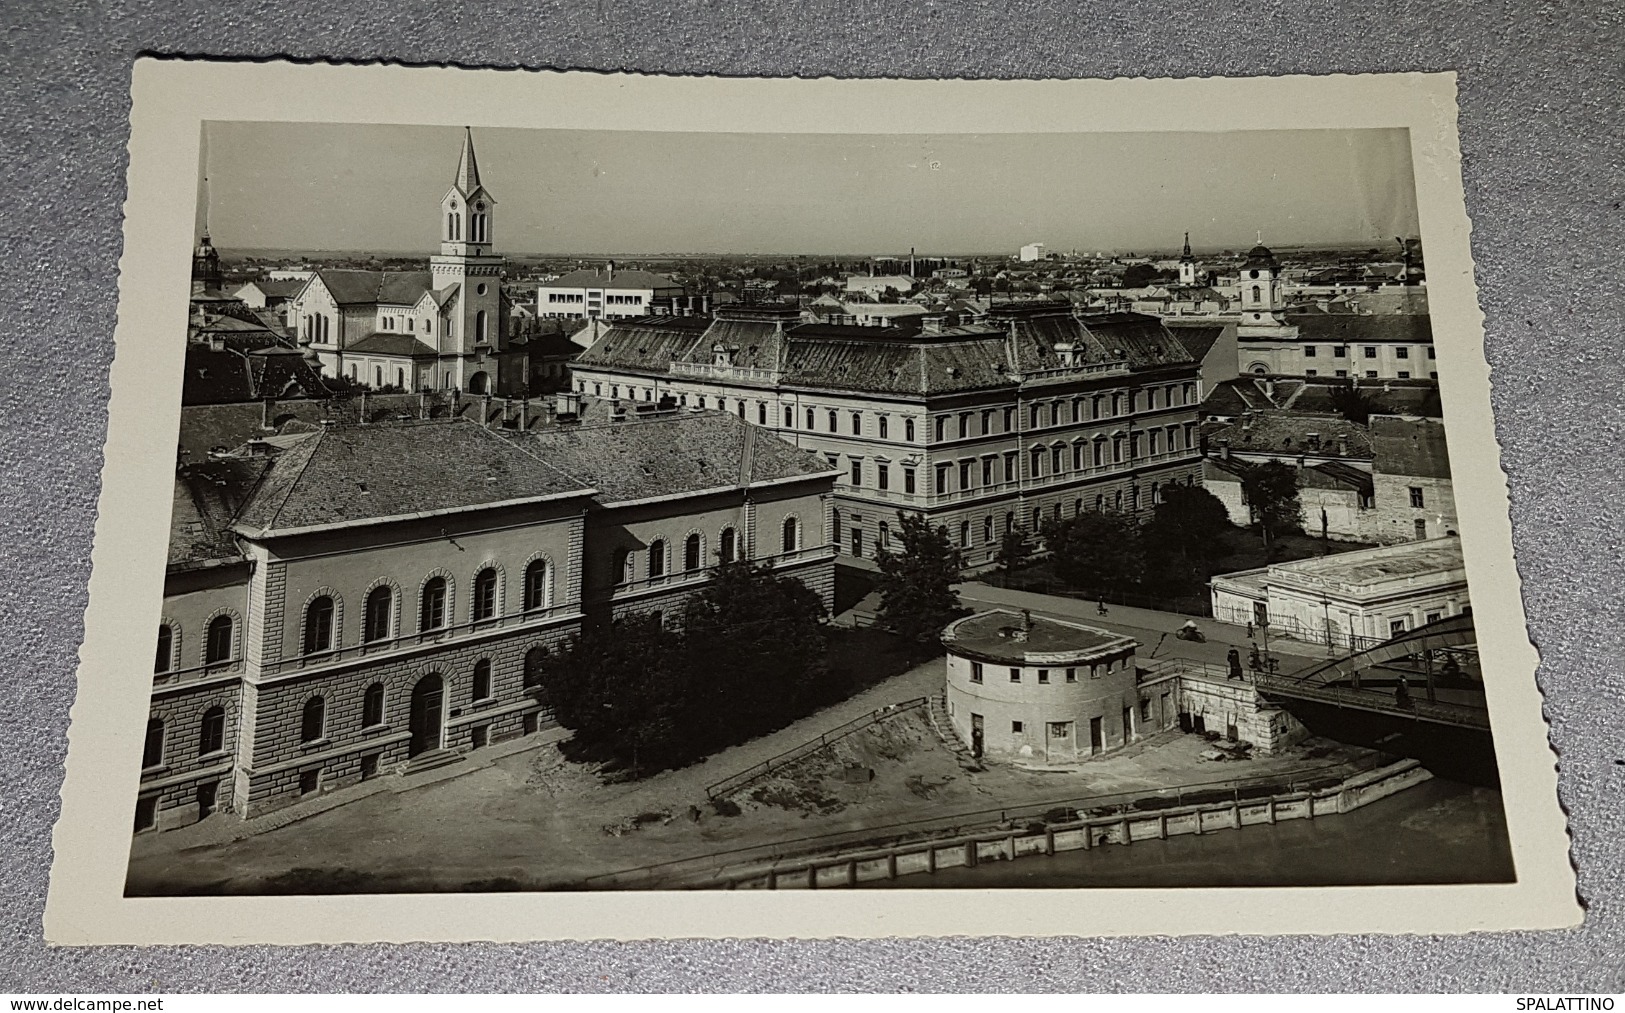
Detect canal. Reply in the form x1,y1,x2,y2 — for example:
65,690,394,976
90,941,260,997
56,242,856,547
859,776,1515,889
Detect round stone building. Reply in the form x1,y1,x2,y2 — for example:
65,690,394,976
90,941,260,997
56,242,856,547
941,609,1141,765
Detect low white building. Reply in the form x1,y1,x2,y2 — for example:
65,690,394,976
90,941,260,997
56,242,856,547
1209,536,1470,650
537,265,684,320
1019,243,1046,262
842,274,916,298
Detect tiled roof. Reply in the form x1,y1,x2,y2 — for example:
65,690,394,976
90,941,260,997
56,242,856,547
1288,380,1443,419
180,342,332,407
345,332,441,358
524,410,833,505
1163,321,1227,361
239,279,305,299
1370,414,1451,479
1286,313,1433,345
313,269,436,307
1207,411,1373,460
578,307,1195,396
232,419,594,537
168,460,267,571
542,268,681,291
1312,459,1375,492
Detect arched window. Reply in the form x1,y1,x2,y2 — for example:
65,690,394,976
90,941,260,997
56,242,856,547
142,718,164,769
960,520,971,546
523,559,550,611
826,409,838,431
471,659,492,701
420,576,448,631
615,549,635,585
684,534,702,571
396,368,405,388
1130,485,1140,511
879,521,891,552
757,403,767,425
363,585,392,643
1114,490,1123,512
523,646,547,689
198,706,224,756
472,568,498,621
374,366,383,386
303,595,335,655
1151,481,1161,505
719,527,737,564
1095,494,1105,512
851,411,862,434
475,310,488,344
447,212,455,239
982,516,993,544
300,697,325,743
648,540,666,578
362,682,385,728
781,516,798,553
205,615,233,665
1030,447,1044,477
154,624,173,674
1004,512,1014,534
905,418,915,442
1031,507,1041,530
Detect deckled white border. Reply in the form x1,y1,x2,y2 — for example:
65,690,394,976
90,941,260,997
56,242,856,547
44,60,1579,945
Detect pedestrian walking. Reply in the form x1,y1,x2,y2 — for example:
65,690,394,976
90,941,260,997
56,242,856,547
1096,599,1108,616
1227,647,1244,681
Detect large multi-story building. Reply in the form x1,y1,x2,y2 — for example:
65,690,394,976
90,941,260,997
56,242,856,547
284,129,520,395
140,406,836,832
568,301,1210,565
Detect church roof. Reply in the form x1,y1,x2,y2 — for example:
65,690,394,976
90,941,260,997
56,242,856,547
1286,313,1434,345
314,269,436,307
345,333,441,358
454,126,482,195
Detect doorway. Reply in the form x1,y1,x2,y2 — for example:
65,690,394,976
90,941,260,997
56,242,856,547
196,781,217,820
409,674,445,757
850,528,863,558
970,713,984,759
1089,716,1104,755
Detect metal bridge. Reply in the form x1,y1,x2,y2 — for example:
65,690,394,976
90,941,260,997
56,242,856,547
1254,614,1489,731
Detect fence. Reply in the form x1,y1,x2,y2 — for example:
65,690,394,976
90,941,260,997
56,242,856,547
702,698,929,800
585,753,1391,890
978,571,1214,618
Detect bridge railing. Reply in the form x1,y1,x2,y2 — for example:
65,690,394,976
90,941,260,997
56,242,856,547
1254,675,1490,730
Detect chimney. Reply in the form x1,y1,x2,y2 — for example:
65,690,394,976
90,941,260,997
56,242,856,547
1336,434,1348,456
1307,432,1321,451
260,396,276,431
1263,378,1276,400
1219,438,1231,459
1022,608,1033,632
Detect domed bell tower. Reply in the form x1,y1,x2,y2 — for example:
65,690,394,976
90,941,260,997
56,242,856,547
430,127,506,391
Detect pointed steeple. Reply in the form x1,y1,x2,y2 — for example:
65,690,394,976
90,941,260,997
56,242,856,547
1180,231,1192,260
453,126,482,195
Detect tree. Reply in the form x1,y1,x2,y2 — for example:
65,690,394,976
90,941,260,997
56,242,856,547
875,512,964,645
995,528,1033,572
1329,383,1381,425
682,559,830,742
1122,263,1159,288
538,613,689,772
1041,512,1146,594
1143,483,1233,589
1236,460,1303,548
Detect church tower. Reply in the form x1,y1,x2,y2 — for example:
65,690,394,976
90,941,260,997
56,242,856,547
1239,237,1283,319
430,127,506,392
1178,231,1198,287
1234,235,1299,374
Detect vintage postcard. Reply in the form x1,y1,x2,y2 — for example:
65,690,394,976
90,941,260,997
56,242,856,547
45,60,1579,944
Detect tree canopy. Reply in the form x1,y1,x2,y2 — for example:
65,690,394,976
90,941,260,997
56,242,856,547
1329,383,1382,425
1236,460,1303,547
1142,483,1234,589
875,511,964,645
1040,511,1146,593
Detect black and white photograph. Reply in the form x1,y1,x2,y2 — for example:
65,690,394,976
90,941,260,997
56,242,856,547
44,63,1578,944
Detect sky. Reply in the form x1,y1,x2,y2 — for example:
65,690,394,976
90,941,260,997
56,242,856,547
197,122,1421,256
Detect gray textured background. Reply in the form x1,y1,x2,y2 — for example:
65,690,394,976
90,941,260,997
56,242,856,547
3,0,1622,992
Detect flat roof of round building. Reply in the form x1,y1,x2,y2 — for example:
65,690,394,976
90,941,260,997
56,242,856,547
941,609,1137,665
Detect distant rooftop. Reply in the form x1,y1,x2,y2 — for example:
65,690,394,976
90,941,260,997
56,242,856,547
941,609,1138,665
1225,537,1467,596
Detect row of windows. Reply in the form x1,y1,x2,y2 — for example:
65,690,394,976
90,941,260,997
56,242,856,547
1302,345,1435,360
611,522,798,584
154,561,554,672
967,658,1130,684
445,210,489,244
933,386,1198,442
145,648,549,771
1302,369,1438,380
377,314,432,335
924,427,1197,494
300,314,332,343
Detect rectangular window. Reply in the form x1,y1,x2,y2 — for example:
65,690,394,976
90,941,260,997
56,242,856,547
1065,667,1077,683
1409,486,1425,508
1397,371,1410,379
1305,369,1318,376
1003,407,1015,431
1363,346,1378,358
850,459,863,486
1427,347,1437,359
1366,370,1378,378
904,468,917,494
1396,346,1409,359
959,459,974,488
1038,669,1050,684
879,416,889,439
1390,618,1408,636
1011,721,1024,734
1333,346,1347,358
1303,345,1317,357
1009,667,1021,683
1335,369,1348,377
1030,405,1042,428
935,417,948,442
958,413,971,439
970,662,983,683
935,464,952,494
981,457,993,485
1003,452,1017,482
877,464,890,490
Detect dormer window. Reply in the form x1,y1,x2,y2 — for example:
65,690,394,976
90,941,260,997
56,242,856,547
713,344,734,366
